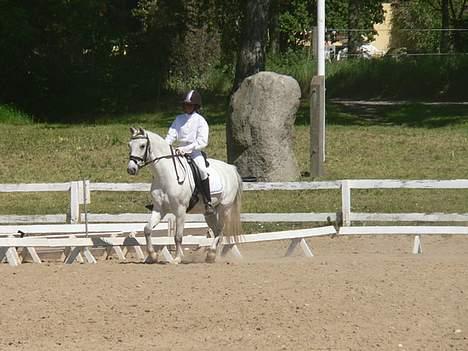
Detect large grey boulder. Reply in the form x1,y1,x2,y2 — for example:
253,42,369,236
228,71,301,181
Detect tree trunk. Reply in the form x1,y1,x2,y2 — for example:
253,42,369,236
440,0,450,52
228,0,271,163
268,0,280,55
347,0,360,56
231,0,271,93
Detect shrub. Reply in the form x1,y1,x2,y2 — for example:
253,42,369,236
0,105,33,124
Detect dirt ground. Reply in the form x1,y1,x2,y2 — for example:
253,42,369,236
1,234,467,351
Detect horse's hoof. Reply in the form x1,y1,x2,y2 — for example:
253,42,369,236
171,256,182,265
145,253,158,264
206,250,217,263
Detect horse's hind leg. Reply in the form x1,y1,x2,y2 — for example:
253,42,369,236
204,211,224,263
144,210,161,264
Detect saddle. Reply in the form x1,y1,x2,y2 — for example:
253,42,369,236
185,152,209,213
145,152,210,213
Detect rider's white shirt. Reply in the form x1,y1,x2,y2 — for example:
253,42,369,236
165,112,209,154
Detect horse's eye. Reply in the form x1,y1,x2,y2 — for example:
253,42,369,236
140,145,145,149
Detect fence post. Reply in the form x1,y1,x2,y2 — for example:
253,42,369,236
69,181,80,224
310,75,325,177
341,180,351,226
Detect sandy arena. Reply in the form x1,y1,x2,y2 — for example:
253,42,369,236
1,234,467,351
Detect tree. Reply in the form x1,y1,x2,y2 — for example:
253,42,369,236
232,0,272,92
0,0,137,117
392,0,468,53
440,0,451,52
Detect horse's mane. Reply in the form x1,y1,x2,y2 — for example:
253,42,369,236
139,128,168,146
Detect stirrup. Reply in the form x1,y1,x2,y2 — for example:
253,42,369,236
205,203,215,215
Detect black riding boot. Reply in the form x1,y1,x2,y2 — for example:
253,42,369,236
201,178,215,215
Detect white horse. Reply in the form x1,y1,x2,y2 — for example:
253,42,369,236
127,127,242,264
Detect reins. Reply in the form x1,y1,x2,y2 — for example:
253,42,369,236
129,135,186,185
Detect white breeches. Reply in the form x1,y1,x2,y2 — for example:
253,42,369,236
191,151,208,180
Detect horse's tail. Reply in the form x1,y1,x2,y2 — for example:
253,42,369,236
224,170,243,240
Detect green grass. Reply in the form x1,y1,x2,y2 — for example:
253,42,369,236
0,105,33,124
1,100,468,227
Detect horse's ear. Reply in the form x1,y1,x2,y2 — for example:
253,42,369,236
130,127,137,136
138,127,145,136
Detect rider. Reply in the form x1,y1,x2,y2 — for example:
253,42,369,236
165,90,215,215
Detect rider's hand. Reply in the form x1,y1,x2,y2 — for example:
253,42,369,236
175,147,186,155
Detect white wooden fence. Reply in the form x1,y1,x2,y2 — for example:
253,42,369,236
340,179,468,226
2,179,468,226
1,179,468,266
0,226,337,267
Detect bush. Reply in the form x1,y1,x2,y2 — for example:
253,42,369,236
267,49,316,96
0,105,33,124
327,56,468,101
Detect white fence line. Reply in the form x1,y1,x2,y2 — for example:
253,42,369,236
0,226,337,266
1,179,468,226
341,179,468,226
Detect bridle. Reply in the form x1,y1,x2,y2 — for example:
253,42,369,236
129,134,186,184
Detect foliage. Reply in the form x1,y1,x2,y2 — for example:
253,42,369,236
0,105,33,124
391,0,441,52
0,0,464,122
276,0,385,50
326,56,468,100
277,0,314,47
0,0,139,118
391,0,468,52
266,49,315,95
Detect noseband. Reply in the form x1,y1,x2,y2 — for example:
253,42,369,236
129,134,186,184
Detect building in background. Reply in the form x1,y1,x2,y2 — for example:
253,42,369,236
371,3,394,54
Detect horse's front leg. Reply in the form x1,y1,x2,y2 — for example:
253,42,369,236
144,210,161,264
172,213,186,264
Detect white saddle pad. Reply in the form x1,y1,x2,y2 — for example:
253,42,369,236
207,166,223,194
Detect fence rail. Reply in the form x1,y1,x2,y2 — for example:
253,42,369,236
1,179,468,226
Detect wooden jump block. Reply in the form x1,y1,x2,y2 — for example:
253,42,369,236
122,232,145,260
63,235,96,264
285,238,314,257
159,246,174,263
104,234,126,260
412,235,422,254
0,235,22,267
64,247,96,264
0,246,21,267
19,247,42,264
221,244,243,259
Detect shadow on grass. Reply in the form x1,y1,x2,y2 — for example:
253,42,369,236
325,101,468,128
24,94,468,130
136,98,468,129
82,93,231,128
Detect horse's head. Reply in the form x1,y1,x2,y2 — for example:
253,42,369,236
127,127,150,175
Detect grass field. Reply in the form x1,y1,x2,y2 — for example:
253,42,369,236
1,100,467,229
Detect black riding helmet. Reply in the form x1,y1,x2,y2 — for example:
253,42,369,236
182,90,202,110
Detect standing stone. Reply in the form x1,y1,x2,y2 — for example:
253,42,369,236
228,71,301,181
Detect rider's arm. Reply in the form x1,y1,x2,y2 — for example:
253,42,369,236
165,121,178,145
178,115,208,154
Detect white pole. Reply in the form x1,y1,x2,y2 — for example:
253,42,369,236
83,179,89,237
317,0,326,161
317,0,325,76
